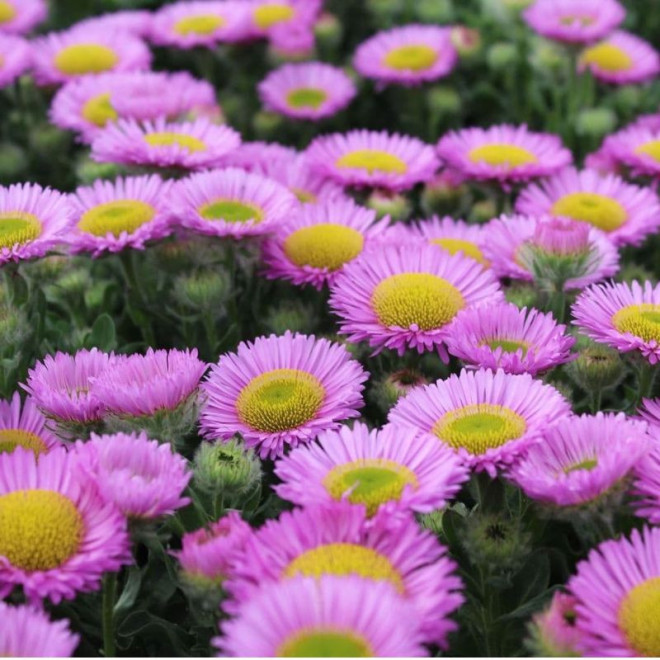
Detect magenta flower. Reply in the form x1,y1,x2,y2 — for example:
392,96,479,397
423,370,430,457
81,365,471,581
632,431,660,525
594,123,660,179
528,592,582,657
0,0,47,34
221,140,297,172
0,392,59,456
0,34,31,88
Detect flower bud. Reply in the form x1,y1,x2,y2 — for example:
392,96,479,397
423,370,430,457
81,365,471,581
567,343,625,393
613,85,642,114
416,0,453,22
173,269,231,313
617,264,657,286
75,155,122,185
469,199,498,224
450,26,482,58
314,12,342,49
421,171,468,215
0,143,27,181
505,283,538,309
264,301,315,335
530,39,565,74
371,368,428,413
366,190,410,221
576,108,617,139
0,303,29,348
487,42,518,71
29,124,71,157
526,592,581,657
427,85,461,117
252,110,284,138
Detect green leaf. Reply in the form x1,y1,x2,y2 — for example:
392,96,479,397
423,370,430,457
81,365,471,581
114,565,143,618
87,313,117,351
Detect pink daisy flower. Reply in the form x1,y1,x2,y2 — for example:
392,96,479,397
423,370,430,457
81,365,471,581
73,431,191,520
274,421,469,515
220,140,298,172
174,511,252,587
528,592,582,657
200,332,367,459
261,197,391,289
172,167,297,240
258,62,356,120
572,280,660,364
516,168,660,246
0,603,79,657
0,34,31,88
305,129,439,192
228,502,463,647
267,20,315,58
329,243,504,358
445,302,576,375
247,0,321,39
579,30,660,84
68,175,174,256
31,28,152,86
89,348,207,419
584,144,622,175
632,112,660,132
436,124,572,186
522,0,625,44
0,183,73,265
0,392,59,457
508,412,651,507
639,397,660,427
633,435,660,525
218,575,426,657
568,526,660,656
91,118,241,172
353,24,457,86
71,10,153,38
0,447,131,603
23,348,116,425
388,368,571,476
149,1,252,49
50,71,216,143
595,124,660,179
481,214,619,291
0,0,46,34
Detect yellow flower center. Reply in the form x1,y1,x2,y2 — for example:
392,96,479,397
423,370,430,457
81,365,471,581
581,43,633,72
0,429,49,457
235,368,325,433
0,489,84,571
336,149,407,175
559,14,595,26
77,199,157,237
54,44,119,76
383,44,438,71
371,272,465,331
253,4,295,29
144,132,207,153
81,92,119,128
562,457,598,475
635,140,660,164
199,199,264,224
618,577,660,657
482,338,529,355
286,87,328,110
284,224,364,271
278,630,373,657
551,192,627,232
430,238,489,266
468,144,538,168
173,14,225,35
0,1,16,23
612,304,660,343
433,403,527,454
284,543,405,593
0,212,41,249
323,458,418,516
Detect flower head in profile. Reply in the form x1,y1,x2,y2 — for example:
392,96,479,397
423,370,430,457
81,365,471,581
0,392,59,457
70,10,152,38
526,592,582,657
221,140,297,172
0,34,31,88
0,0,47,34
594,124,660,179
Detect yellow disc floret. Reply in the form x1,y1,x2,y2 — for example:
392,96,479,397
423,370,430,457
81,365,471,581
81,92,119,128
236,368,325,433
551,192,627,232
0,429,49,457
278,629,373,657
0,1,16,24
286,87,327,110
199,199,264,224
336,149,408,175
253,4,295,30
581,43,633,72
54,44,119,76
371,272,465,330
0,489,84,571
284,224,364,271
636,140,660,164
433,403,527,454
323,459,418,516
0,211,41,249
618,577,660,657
144,132,207,153
77,199,156,237
173,14,225,36
612,304,660,343
431,238,489,266
482,338,529,355
383,44,438,71
468,144,538,168
284,543,405,593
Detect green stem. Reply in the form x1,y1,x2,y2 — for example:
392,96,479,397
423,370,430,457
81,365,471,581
590,389,602,414
634,361,657,409
202,313,219,359
102,573,118,657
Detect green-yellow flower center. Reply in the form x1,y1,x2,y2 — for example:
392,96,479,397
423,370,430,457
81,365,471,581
81,92,119,128
383,44,437,71
236,368,325,433
618,577,660,657
323,459,418,516
277,630,373,657
286,87,328,110
0,211,41,249
581,43,633,72
612,304,660,343
562,457,598,474
468,144,538,168
77,199,156,237
54,44,119,76
371,272,465,331
199,199,264,224
559,14,595,26
144,132,207,153
0,429,49,457
253,4,295,29
0,489,84,571
482,338,529,355
284,543,405,593
173,14,225,35
284,224,364,271
551,192,627,232
336,149,407,175
635,140,660,164
0,1,16,23
433,403,527,454
430,237,489,266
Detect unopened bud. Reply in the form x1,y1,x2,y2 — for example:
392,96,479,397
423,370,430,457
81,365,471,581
450,26,481,58
487,42,518,71
173,270,231,313
526,592,581,657
366,190,409,221
567,343,625,393
264,301,315,335
576,108,617,139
